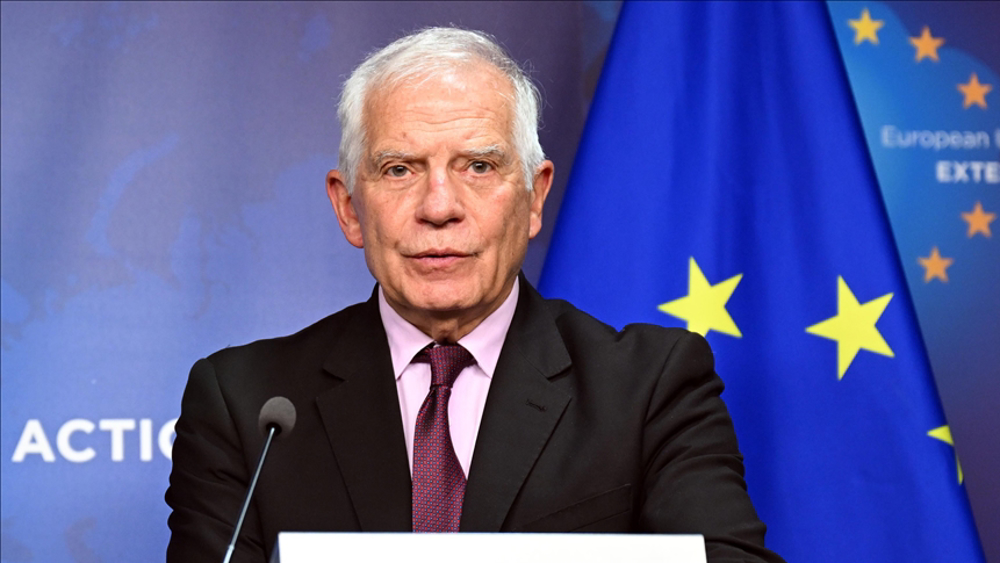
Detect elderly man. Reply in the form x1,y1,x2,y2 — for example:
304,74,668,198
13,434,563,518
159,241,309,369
166,27,781,563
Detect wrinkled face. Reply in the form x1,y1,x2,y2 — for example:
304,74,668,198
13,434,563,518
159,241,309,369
329,65,552,339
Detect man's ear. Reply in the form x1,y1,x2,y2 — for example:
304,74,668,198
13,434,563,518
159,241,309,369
528,160,554,239
327,169,364,248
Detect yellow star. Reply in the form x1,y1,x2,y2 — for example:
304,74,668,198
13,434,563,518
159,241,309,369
806,276,894,379
962,201,996,237
658,257,743,338
958,73,991,109
909,26,944,62
928,425,964,484
918,247,954,283
849,8,884,45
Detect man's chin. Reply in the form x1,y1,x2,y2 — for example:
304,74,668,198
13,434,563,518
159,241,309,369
409,296,474,317
383,282,467,312
383,277,508,326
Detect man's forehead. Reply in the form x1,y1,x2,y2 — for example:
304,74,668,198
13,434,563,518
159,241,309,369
361,67,516,157
366,63,512,116
379,60,511,97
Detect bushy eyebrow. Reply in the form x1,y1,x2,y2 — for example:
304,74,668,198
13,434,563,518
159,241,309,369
369,145,512,172
369,150,417,172
462,144,511,165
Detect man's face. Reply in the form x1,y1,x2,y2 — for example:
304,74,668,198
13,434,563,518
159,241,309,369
328,64,553,340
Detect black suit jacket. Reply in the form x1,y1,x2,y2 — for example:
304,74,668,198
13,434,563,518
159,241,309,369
166,278,782,563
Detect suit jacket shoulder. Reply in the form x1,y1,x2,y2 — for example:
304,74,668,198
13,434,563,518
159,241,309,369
543,293,713,376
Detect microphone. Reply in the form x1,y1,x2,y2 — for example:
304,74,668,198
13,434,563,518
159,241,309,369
222,397,297,563
258,396,297,438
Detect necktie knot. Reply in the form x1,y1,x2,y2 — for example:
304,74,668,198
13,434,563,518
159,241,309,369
415,344,475,388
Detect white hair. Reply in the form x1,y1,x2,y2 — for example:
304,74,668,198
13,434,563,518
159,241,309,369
337,27,545,194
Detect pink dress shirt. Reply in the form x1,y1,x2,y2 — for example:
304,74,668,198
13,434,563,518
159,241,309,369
378,283,519,477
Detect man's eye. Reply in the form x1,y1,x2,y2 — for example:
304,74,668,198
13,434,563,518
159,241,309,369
386,165,409,177
469,161,493,174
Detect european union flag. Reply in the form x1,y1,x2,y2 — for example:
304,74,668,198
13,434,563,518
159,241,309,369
539,2,985,561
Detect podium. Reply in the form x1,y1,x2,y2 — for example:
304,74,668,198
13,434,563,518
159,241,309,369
270,532,706,563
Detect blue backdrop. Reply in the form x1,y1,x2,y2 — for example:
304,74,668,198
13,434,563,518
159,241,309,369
0,3,612,560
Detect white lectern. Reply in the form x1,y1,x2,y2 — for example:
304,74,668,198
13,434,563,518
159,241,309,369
270,532,706,563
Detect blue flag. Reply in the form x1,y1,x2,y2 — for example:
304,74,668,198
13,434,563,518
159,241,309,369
539,2,985,562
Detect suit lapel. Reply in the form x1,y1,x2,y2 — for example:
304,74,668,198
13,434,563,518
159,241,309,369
315,292,412,531
461,279,572,531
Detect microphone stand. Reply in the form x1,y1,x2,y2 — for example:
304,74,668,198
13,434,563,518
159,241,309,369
222,424,278,563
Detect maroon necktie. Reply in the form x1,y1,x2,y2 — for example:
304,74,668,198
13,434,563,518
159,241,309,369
411,343,475,532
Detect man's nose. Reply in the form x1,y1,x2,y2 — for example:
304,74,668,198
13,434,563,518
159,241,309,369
416,167,465,226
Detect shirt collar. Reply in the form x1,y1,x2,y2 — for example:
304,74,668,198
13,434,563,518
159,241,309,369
378,281,520,380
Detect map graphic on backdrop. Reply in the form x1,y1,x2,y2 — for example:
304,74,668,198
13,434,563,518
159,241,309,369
1,3,610,561
1,6,372,559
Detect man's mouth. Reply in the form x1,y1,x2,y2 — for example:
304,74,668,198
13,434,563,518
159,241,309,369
411,248,471,258
407,249,472,269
